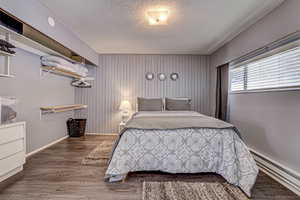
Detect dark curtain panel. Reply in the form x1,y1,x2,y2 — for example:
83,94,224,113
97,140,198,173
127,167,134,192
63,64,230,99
215,63,229,121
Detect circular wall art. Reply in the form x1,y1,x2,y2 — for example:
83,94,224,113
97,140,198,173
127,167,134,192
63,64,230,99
145,72,154,80
158,73,167,81
170,73,179,81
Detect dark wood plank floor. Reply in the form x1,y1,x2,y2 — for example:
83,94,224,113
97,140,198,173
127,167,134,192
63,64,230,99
0,135,299,200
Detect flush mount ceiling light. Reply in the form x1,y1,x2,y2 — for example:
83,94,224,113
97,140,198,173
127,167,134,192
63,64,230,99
146,8,169,26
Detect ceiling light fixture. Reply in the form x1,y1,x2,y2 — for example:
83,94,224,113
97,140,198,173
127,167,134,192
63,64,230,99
146,8,169,26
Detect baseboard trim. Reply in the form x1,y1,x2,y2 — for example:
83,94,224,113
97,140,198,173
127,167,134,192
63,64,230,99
26,135,69,158
250,148,300,196
0,166,23,183
86,133,118,136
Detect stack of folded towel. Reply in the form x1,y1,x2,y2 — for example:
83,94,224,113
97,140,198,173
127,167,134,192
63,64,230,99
41,55,88,77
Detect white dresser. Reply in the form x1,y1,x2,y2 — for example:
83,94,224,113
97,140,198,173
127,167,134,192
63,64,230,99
0,122,26,182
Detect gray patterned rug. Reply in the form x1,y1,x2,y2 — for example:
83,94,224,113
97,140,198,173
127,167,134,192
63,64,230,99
143,182,249,200
81,140,114,166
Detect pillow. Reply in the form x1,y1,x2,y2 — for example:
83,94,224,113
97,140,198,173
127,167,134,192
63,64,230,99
137,97,163,111
165,98,191,111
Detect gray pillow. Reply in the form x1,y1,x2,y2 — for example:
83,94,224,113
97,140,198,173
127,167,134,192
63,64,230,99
137,97,163,111
165,98,191,111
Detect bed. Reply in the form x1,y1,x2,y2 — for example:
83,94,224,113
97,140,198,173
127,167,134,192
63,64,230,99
105,111,258,197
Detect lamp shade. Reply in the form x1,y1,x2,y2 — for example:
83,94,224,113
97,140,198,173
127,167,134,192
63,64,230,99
119,100,132,111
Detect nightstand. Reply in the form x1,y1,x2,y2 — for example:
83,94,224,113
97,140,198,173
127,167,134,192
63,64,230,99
119,122,126,133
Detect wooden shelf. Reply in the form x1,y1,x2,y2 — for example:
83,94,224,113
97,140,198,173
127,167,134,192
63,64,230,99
40,104,87,114
0,21,97,66
0,50,15,56
0,24,67,61
0,74,14,78
0,24,97,66
41,66,84,79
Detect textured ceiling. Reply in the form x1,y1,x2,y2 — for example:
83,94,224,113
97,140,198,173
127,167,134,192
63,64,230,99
39,0,284,54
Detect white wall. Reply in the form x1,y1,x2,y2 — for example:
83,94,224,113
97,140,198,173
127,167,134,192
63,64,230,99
210,0,300,173
0,49,74,153
0,1,95,153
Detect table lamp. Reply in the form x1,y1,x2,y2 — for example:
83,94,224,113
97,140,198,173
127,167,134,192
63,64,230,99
119,100,132,123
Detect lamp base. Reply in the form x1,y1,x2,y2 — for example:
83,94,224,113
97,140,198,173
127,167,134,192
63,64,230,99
121,111,130,124
119,121,126,133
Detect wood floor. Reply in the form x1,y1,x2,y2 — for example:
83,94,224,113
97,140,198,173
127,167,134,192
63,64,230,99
0,135,299,200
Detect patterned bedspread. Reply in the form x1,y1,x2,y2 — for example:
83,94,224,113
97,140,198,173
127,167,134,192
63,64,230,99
105,127,258,197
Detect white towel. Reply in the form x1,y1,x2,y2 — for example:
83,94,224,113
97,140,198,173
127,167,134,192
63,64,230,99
74,64,88,77
41,60,76,73
41,56,74,66
41,56,89,77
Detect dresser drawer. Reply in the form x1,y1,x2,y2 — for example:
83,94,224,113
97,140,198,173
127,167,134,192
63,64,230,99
0,151,25,176
0,139,24,160
0,124,24,145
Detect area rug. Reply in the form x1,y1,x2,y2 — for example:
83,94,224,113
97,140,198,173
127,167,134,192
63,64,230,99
81,140,115,166
142,182,249,200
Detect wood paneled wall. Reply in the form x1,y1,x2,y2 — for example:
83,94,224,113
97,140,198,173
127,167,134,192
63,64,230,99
75,54,210,133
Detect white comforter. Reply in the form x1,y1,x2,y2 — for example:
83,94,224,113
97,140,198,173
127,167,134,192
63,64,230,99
105,112,258,197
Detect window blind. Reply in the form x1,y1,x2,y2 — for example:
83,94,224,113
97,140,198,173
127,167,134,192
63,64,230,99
230,45,300,92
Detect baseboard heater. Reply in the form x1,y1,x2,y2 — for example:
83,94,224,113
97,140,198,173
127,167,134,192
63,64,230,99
250,149,300,196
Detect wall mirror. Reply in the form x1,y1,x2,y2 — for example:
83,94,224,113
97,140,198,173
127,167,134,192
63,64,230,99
158,73,166,81
145,72,154,80
170,73,179,81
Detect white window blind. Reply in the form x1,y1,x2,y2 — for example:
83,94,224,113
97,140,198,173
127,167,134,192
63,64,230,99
230,45,300,92
231,66,245,91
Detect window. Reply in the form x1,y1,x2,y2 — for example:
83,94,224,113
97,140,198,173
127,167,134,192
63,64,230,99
230,45,300,92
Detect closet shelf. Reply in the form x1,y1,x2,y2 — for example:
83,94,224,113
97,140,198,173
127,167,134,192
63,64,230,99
0,23,97,66
0,25,69,62
0,74,15,78
40,104,87,114
41,66,84,79
0,33,15,78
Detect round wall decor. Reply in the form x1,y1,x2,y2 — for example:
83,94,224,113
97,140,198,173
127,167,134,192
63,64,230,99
158,73,167,81
145,72,154,80
170,73,179,81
